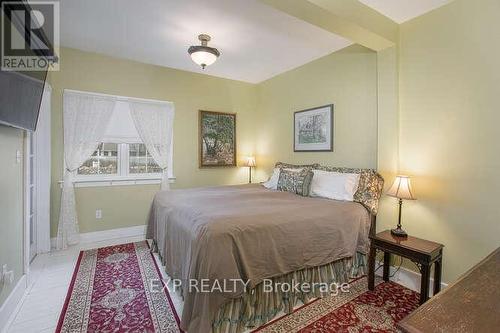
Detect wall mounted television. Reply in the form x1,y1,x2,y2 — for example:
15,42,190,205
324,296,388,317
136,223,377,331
0,1,53,132
0,69,48,131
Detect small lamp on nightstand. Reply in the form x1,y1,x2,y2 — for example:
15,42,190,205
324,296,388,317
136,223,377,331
387,175,416,237
244,156,256,183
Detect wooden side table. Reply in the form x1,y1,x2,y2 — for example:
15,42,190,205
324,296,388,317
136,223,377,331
368,230,444,304
398,247,500,333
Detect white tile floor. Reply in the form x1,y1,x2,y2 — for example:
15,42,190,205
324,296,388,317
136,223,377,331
7,236,185,333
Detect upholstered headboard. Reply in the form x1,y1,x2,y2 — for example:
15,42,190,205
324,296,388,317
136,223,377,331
275,162,320,169
274,162,384,215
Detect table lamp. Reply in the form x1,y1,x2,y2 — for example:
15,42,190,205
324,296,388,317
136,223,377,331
244,156,256,183
386,175,416,237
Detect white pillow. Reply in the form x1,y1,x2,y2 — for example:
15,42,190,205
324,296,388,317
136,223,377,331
262,168,281,189
310,170,360,201
263,167,305,190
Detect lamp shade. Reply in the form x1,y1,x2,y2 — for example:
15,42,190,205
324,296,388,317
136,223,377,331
189,49,218,68
188,34,220,69
244,156,256,167
386,175,416,200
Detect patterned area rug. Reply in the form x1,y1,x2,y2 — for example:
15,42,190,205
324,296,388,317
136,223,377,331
56,242,182,333
254,277,419,333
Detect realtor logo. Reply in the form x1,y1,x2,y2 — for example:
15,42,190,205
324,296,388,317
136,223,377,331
1,1,59,71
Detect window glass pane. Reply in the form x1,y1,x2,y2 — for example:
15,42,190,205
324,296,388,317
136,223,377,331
29,156,34,184
30,186,34,215
130,156,147,174
129,143,161,174
129,143,139,156
139,144,147,155
147,157,162,173
30,216,35,244
29,134,34,155
77,143,118,175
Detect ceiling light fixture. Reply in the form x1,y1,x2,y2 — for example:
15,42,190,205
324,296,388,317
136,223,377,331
188,34,220,69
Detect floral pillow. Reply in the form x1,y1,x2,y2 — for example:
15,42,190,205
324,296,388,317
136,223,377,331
277,168,314,196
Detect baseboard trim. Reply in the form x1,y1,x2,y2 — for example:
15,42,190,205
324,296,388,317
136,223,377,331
0,274,27,333
50,225,147,249
375,261,448,296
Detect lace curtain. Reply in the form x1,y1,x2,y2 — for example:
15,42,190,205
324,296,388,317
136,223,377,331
129,101,174,190
57,92,116,249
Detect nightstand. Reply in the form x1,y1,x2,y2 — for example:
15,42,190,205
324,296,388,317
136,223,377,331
368,230,444,304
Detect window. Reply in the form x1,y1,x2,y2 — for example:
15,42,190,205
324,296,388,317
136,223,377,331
129,143,162,174
78,143,118,175
76,143,162,184
71,99,173,187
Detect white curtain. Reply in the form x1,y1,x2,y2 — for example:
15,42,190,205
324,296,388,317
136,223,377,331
57,92,116,249
129,101,174,190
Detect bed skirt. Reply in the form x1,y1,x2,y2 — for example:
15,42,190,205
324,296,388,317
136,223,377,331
212,252,367,333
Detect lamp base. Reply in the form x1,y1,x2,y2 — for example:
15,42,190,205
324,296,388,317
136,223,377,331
391,227,408,238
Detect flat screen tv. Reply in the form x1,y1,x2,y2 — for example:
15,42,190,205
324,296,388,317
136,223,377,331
0,69,47,131
0,2,51,131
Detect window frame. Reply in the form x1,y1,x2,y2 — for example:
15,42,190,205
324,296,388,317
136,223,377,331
73,143,165,187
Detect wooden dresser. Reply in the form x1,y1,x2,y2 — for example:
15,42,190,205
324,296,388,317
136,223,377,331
398,247,500,332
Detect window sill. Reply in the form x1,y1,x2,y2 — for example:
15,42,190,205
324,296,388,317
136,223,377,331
58,176,176,188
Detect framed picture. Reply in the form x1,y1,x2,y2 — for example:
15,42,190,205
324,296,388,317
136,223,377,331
294,104,333,152
199,110,237,167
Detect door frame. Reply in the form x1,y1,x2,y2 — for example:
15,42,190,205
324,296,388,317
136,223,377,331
23,131,33,279
23,84,51,280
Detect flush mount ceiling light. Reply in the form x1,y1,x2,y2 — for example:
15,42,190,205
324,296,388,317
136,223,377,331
188,34,220,69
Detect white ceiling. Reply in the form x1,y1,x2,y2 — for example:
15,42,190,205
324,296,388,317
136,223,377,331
358,0,453,24
59,0,352,83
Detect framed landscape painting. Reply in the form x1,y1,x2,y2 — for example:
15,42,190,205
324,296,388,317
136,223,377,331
294,104,333,152
199,110,237,167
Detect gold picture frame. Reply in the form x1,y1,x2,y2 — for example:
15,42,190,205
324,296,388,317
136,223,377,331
199,110,237,168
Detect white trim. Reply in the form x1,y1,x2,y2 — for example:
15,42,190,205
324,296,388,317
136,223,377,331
34,87,52,254
57,176,176,188
63,89,174,106
67,141,176,187
0,275,27,333
73,172,164,183
74,179,161,188
23,132,32,275
375,261,448,296
50,225,147,249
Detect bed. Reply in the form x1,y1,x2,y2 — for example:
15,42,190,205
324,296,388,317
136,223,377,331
147,165,383,333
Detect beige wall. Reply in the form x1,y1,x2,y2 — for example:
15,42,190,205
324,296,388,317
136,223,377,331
375,46,400,233
49,46,378,238
395,0,500,281
47,0,500,285
254,45,378,181
48,48,257,237
0,127,24,306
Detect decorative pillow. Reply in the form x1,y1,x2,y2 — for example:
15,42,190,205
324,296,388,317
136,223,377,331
277,168,313,196
315,165,384,215
310,170,360,201
262,168,280,190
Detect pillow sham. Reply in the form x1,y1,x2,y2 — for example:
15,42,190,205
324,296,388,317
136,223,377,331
277,168,313,196
263,167,311,190
262,168,280,190
310,169,360,201
315,165,384,215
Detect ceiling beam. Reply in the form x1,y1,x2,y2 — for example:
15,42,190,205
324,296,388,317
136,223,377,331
258,0,398,51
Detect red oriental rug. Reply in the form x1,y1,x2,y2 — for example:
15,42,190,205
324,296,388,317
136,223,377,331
254,277,419,333
56,242,182,333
